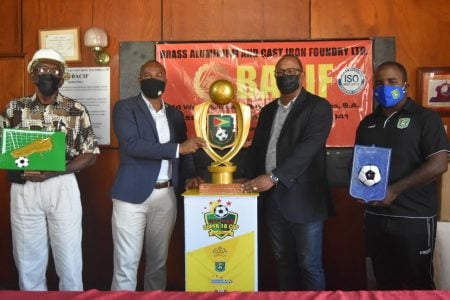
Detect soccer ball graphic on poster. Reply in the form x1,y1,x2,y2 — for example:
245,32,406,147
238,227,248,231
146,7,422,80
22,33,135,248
215,127,229,142
358,165,382,187
214,205,229,218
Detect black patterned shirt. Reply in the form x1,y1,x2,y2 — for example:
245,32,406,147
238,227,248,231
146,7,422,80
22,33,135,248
0,93,100,160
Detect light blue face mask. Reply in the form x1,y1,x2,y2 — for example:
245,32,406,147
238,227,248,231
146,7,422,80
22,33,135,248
374,84,406,108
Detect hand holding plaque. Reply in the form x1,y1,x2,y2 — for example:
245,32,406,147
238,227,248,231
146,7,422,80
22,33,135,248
194,80,251,194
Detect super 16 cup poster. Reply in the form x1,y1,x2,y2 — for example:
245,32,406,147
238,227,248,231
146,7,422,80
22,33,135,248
183,191,258,291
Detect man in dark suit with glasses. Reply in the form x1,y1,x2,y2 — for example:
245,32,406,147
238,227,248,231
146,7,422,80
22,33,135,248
242,54,334,291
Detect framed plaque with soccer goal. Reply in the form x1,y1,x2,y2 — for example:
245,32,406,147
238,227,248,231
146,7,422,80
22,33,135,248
349,145,391,202
0,128,66,171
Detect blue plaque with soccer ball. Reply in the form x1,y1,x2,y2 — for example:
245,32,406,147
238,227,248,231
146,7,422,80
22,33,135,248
349,145,391,202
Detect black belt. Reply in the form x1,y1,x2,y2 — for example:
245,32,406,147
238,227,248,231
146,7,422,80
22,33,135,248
154,180,172,189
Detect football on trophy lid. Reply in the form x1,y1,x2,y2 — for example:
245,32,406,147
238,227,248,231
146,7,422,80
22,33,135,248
209,80,234,105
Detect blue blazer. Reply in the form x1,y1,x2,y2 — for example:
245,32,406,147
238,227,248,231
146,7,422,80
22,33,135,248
111,94,194,204
245,88,334,223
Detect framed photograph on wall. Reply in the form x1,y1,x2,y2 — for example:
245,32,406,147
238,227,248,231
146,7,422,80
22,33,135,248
417,67,450,111
39,27,81,62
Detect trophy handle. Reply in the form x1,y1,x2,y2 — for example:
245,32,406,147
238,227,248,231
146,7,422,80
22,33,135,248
219,101,251,163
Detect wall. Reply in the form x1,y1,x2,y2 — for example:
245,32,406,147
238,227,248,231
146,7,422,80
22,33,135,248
0,0,449,291
311,0,450,102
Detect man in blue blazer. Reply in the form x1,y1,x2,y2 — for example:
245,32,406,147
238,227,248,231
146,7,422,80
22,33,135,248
242,55,334,290
111,60,205,291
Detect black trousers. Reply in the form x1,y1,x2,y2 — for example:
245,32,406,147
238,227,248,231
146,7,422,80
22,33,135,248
365,212,437,290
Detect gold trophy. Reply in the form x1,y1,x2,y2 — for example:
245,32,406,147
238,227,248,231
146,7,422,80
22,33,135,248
194,80,251,194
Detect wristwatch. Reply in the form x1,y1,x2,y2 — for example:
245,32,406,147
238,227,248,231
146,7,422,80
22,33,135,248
269,173,279,185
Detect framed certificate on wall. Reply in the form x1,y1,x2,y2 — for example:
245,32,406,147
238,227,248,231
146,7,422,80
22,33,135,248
39,27,81,62
417,67,450,111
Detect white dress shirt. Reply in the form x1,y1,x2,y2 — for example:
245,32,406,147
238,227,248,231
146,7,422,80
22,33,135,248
142,94,174,182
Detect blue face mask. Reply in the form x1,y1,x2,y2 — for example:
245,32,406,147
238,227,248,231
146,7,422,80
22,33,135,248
374,84,406,108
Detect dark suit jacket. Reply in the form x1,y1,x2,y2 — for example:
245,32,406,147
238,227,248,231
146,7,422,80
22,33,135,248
245,88,334,223
111,94,194,204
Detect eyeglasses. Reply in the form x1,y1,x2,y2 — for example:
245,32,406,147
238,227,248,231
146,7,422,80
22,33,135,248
274,68,302,77
35,65,62,77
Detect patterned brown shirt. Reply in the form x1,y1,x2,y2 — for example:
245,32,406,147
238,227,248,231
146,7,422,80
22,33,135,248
0,93,100,160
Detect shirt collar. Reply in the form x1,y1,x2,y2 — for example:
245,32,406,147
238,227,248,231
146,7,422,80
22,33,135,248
277,94,298,109
374,97,415,116
31,93,62,107
141,93,166,114
401,98,416,112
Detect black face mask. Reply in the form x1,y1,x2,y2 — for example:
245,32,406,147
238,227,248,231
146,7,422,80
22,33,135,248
140,78,166,99
276,75,300,94
36,74,61,96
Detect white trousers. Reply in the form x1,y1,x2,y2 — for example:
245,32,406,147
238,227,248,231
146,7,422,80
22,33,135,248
111,187,177,291
10,174,83,291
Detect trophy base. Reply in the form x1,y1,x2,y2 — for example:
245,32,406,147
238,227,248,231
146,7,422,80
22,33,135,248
198,183,243,194
208,165,236,184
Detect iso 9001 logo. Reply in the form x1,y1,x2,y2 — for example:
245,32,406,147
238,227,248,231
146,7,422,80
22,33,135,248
337,67,366,95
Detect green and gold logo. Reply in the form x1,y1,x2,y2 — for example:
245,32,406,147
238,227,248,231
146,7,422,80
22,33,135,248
397,118,410,129
215,261,226,272
391,88,401,99
208,114,236,149
203,199,239,240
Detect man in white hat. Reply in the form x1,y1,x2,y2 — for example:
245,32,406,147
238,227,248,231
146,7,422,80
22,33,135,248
0,48,100,291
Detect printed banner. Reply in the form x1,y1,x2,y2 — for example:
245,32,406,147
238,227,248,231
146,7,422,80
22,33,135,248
60,67,111,145
157,40,373,147
183,191,258,291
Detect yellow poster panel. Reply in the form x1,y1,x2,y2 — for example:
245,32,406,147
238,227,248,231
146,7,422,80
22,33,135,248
186,232,255,292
